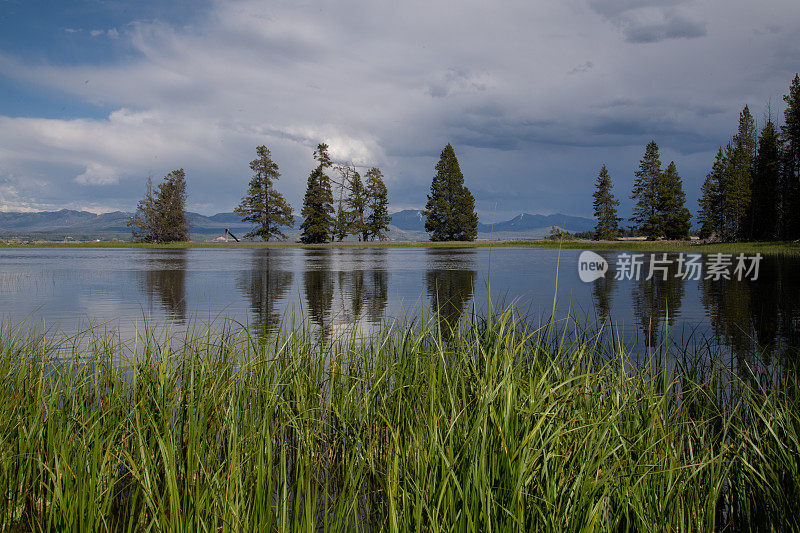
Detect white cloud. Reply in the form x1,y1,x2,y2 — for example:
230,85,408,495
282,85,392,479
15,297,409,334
75,162,119,185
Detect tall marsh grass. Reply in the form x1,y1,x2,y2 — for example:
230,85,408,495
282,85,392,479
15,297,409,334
0,310,797,531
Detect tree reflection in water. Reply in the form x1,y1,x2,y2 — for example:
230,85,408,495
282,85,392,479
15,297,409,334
333,249,390,329
631,255,686,347
700,254,800,373
364,250,389,324
138,250,188,322
236,248,294,335
426,248,477,341
303,249,335,338
591,251,617,323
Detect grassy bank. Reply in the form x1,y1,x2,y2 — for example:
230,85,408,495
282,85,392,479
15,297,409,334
0,312,797,531
2,238,800,255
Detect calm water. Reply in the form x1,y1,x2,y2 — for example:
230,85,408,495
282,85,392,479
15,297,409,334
0,247,798,362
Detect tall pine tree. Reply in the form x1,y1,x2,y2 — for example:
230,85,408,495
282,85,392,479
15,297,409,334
751,119,781,240
657,161,692,240
697,148,725,240
365,167,391,241
720,106,756,240
781,74,800,239
234,146,294,241
591,165,621,240
630,141,662,239
299,143,334,244
423,144,478,241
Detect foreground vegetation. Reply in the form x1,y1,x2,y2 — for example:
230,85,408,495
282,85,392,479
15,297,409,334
0,310,797,531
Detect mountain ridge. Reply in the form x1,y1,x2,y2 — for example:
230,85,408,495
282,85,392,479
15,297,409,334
0,209,594,240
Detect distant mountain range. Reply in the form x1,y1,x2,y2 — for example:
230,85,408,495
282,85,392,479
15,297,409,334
0,209,594,241
389,210,595,237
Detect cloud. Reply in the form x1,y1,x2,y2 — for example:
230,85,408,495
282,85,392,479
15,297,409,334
569,61,594,75
621,10,707,43
427,69,493,98
0,0,798,219
75,162,119,185
90,28,120,38
590,1,707,43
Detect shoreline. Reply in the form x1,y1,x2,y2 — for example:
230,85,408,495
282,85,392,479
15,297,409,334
2,238,799,255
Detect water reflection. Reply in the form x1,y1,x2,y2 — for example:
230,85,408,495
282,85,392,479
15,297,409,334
334,249,389,327
591,251,617,323
631,255,685,346
303,249,336,338
426,248,477,340
136,250,188,321
364,250,389,324
236,249,294,334
700,255,800,370
3,248,798,369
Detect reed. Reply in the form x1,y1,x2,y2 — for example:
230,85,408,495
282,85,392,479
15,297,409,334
0,311,796,531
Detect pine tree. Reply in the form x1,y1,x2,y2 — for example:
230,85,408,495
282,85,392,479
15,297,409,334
333,203,349,242
720,106,756,240
781,73,800,239
751,119,781,240
234,146,293,241
155,169,189,242
365,167,391,241
128,169,189,243
345,170,369,241
697,148,725,239
657,161,692,240
423,144,479,241
299,143,334,244
591,165,621,240
630,141,662,239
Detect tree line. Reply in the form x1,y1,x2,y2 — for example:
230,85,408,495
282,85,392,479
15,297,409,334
591,140,691,240
129,141,479,243
592,73,800,242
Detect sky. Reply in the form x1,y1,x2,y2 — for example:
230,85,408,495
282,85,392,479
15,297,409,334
0,0,798,220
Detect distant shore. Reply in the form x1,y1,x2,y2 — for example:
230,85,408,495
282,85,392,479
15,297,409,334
2,238,799,255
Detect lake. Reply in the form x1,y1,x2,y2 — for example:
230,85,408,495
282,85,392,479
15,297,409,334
1,247,798,363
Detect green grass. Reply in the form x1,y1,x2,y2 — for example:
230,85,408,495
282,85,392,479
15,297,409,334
3,238,800,255
0,310,797,531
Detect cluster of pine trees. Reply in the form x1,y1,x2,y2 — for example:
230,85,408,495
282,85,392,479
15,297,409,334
296,143,391,244
129,144,393,243
592,142,691,240
240,141,478,244
593,74,800,242
127,169,189,243
698,74,800,241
